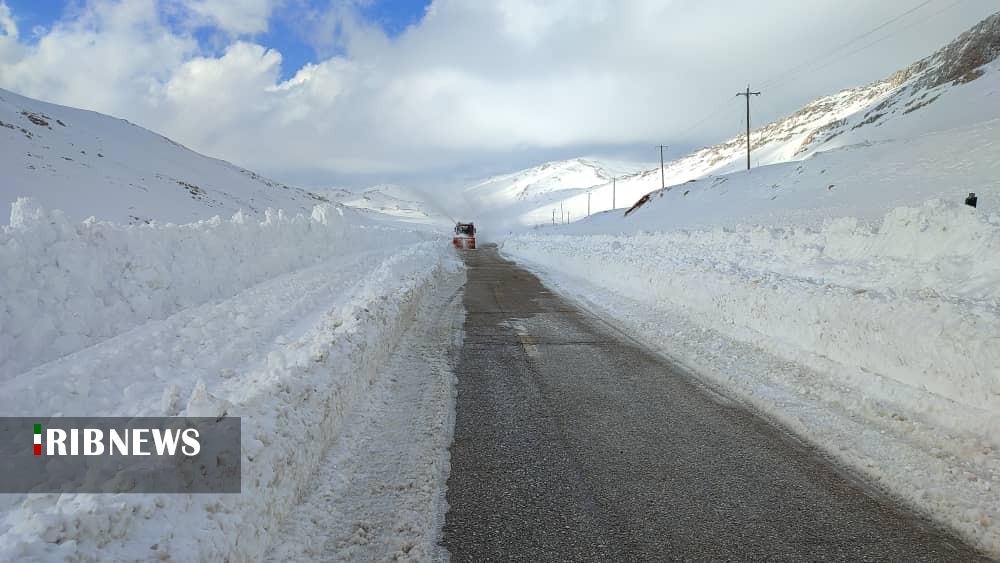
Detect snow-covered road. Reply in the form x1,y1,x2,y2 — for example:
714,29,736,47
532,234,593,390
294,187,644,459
266,268,464,561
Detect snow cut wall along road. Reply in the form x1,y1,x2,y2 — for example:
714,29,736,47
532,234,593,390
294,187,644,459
0,199,461,561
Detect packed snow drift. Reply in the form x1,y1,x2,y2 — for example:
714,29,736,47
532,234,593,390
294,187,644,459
0,194,462,559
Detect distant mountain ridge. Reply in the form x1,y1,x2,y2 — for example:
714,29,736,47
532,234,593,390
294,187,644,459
322,183,454,226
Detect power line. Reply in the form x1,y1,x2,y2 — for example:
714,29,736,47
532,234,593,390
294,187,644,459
669,0,962,146
672,97,736,141
759,0,941,90
791,0,968,84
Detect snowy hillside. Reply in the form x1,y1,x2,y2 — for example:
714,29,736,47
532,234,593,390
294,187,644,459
0,88,330,224
467,11,1000,229
324,184,454,226
657,10,1000,183
459,158,634,230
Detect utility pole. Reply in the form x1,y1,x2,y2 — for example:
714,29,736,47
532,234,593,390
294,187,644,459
612,177,616,209
587,191,591,217
560,202,564,224
657,145,668,189
736,85,760,171
552,209,555,225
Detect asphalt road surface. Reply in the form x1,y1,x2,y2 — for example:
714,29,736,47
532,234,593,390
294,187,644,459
441,245,987,562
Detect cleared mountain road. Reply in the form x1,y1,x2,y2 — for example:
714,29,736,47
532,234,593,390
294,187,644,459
440,245,986,562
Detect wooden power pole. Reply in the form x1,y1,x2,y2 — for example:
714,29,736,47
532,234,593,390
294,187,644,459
612,177,616,209
736,85,760,171
657,145,668,189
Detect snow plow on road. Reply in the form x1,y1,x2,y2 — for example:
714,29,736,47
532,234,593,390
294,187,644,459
453,222,476,250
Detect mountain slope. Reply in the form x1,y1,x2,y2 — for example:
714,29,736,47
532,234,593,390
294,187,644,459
324,184,454,227
459,158,642,230
0,88,329,223
668,10,1000,181
466,11,1000,229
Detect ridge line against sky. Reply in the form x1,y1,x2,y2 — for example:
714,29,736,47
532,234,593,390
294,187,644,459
0,0,997,189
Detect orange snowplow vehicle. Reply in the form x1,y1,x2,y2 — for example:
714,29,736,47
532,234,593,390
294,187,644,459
453,222,476,249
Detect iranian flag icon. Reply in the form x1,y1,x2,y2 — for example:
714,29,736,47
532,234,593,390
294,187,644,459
34,424,41,456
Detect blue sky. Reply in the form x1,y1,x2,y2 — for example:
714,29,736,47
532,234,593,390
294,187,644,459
4,0,433,80
264,1,431,80
2,0,61,38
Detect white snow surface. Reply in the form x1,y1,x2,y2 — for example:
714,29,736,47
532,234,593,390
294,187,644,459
1,198,377,377
266,268,463,562
0,197,462,560
324,184,455,227
0,88,329,224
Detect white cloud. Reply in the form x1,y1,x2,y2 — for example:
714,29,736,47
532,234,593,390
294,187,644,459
0,0,998,185
176,0,280,35
0,1,20,64
0,0,196,115
0,1,17,40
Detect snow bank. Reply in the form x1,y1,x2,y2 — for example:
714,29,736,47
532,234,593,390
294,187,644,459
0,198,402,377
0,199,463,560
504,200,1000,438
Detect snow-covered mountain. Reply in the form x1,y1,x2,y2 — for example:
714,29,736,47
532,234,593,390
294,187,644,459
458,157,649,230
0,88,331,224
467,11,1000,228
323,184,454,226
659,10,1000,184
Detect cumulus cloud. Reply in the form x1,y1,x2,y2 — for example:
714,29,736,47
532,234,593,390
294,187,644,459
0,1,16,39
0,0,997,186
175,0,280,35
0,0,196,116
0,0,22,62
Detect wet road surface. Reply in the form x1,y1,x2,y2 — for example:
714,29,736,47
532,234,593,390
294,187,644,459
440,245,986,562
